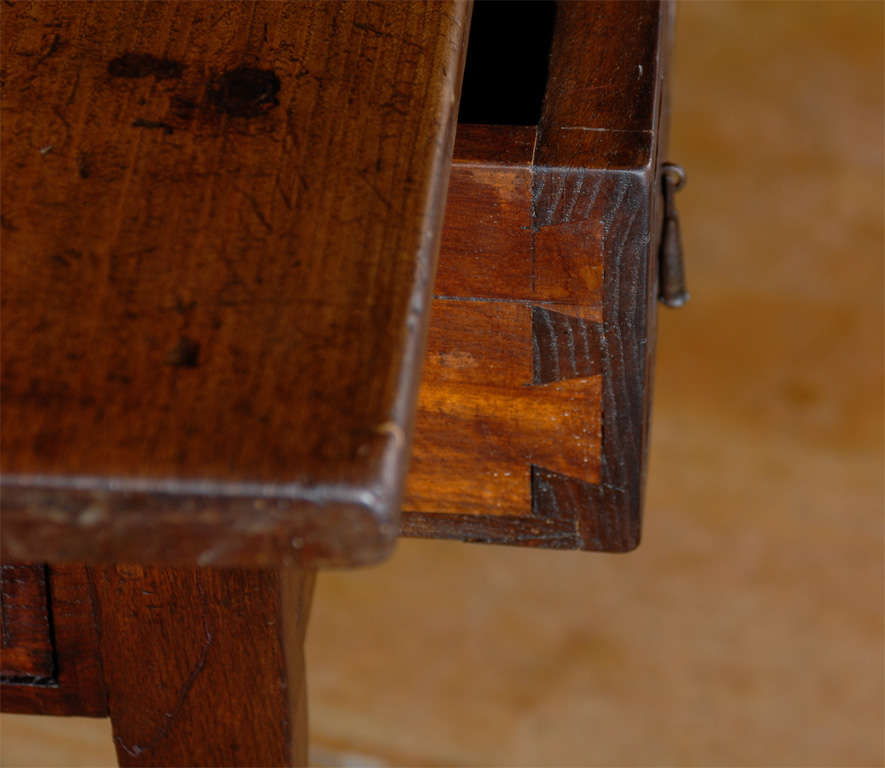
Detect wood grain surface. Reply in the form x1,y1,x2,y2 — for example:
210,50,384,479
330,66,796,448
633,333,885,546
405,126,604,526
91,566,315,767
0,0,470,566
0,565,53,680
1,565,107,717
1,564,316,766
403,0,670,552
3,2,882,765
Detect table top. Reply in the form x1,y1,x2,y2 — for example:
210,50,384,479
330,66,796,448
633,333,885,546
0,1,470,566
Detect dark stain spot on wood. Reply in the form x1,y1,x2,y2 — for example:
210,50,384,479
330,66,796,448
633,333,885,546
208,66,280,117
107,370,132,385
49,248,81,268
107,53,183,80
132,118,174,135
174,297,197,315
167,336,200,368
77,152,91,179
170,95,198,119
0,214,18,231
32,430,62,460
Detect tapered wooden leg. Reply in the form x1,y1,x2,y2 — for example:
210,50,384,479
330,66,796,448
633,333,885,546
88,566,315,767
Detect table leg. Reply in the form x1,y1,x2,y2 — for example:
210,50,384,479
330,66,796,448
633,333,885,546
88,565,315,767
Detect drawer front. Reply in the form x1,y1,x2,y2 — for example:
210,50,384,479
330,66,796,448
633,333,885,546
1,564,106,717
1,563,54,680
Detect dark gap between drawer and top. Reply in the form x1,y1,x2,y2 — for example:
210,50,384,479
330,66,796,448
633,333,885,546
458,0,556,126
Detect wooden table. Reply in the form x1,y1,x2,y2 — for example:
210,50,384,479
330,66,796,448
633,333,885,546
1,1,674,764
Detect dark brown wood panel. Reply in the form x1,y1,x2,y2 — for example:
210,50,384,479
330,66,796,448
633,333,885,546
1,565,107,717
0,564,53,680
90,566,314,767
433,145,604,314
536,0,664,170
0,1,471,566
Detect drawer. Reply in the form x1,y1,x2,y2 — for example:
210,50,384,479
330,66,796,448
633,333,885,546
1,564,106,717
1,564,54,680
403,1,675,552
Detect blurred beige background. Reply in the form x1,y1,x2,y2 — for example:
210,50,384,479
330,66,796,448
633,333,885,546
2,1,883,765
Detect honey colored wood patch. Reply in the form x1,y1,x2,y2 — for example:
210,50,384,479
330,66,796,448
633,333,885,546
406,301,602,518
405,147,605,522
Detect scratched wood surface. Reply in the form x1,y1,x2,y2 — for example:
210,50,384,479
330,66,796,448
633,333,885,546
403,0,670,552
90,566,315,767
3,2,883,764
0,0,470,566
1,564,316,766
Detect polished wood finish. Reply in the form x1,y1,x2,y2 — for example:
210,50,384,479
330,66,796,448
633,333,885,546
0,0,471,567
536,0,664,169
0,565,53,679
1,1,668,561
1,565,314,766
93,567,314,767
1,2,673,766
406,299,602,521
1,565,107,717
404,0,672,551
405,124,604,528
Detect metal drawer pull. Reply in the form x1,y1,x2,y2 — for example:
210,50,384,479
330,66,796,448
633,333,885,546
659,162,689,308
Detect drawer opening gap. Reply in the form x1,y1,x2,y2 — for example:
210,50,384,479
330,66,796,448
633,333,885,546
458,0,556,127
